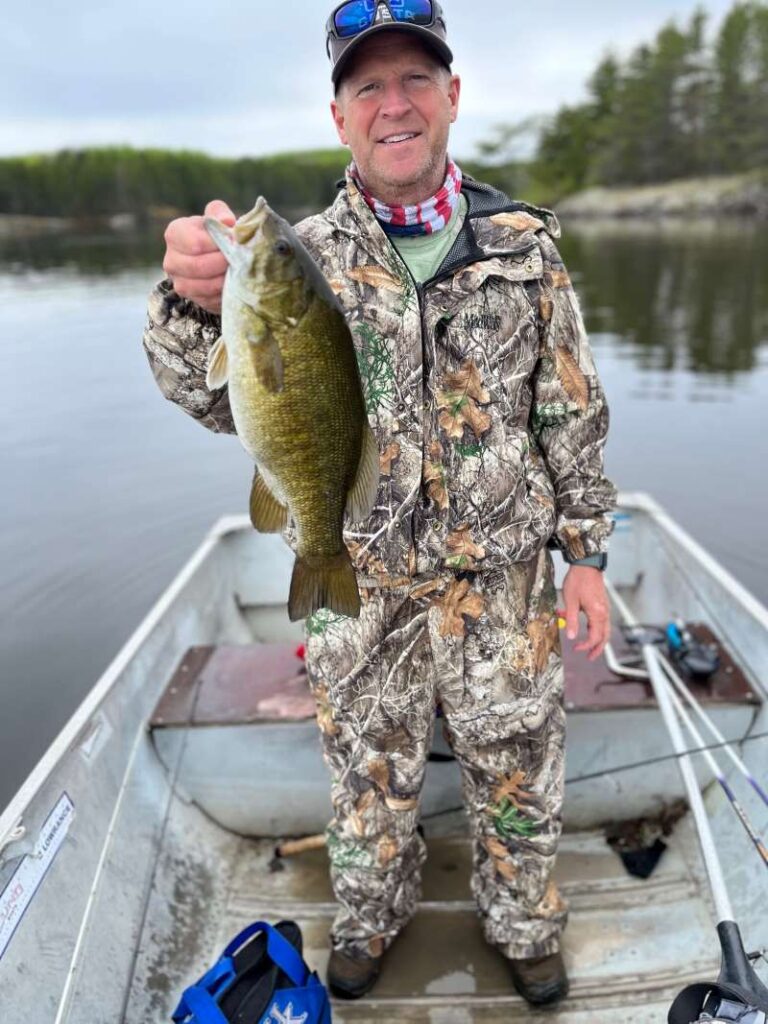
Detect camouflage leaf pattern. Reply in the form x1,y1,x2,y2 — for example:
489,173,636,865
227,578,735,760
303,546,568,961
142,175,618,576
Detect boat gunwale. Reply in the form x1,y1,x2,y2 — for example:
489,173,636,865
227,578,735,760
0,516,244,846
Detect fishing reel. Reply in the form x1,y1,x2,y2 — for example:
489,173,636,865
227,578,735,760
669,923,768,1024
619,618,720,681
665,620,721,680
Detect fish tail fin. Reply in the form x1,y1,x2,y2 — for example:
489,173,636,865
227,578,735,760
288,550,361,621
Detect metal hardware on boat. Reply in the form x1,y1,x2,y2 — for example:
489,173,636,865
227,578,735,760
0,817,26,859
604,640,650,679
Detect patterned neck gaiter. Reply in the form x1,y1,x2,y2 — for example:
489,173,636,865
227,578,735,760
347,158,463,237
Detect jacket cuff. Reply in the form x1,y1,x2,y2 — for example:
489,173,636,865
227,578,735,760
548,516,615,563
142,278,236,434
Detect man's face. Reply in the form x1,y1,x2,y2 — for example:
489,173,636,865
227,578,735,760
331,31,460,204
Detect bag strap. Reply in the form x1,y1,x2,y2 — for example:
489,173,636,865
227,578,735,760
173,984,231,1024
223,920,308,989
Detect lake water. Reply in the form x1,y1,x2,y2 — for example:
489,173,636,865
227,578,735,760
1,218,767,811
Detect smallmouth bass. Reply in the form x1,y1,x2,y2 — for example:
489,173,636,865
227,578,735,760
205,197,379,620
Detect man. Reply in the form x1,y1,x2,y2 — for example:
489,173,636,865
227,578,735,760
143,0,618,1007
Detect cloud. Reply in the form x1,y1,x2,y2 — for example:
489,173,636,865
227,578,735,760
1,0,739,158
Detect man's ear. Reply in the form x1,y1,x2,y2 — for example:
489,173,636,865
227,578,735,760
449,73,461,124
331,97,349,146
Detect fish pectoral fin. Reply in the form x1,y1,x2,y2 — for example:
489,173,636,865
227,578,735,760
346,421,380,523
288,550,361,621
250,469,289,533
206,336,229,390
248,329,284,393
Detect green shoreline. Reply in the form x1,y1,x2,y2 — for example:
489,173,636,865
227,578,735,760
3,166,767,239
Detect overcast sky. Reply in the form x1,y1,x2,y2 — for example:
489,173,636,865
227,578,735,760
4,0,738,161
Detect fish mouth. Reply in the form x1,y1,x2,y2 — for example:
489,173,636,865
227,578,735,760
235,196,270,244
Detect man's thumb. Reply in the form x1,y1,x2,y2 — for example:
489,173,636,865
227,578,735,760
204,199,236,226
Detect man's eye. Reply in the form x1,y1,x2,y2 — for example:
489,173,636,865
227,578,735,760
358,82,378,96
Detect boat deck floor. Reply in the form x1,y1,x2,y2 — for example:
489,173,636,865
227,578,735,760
126,793,721,1023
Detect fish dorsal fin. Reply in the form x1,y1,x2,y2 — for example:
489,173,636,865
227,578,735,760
206,336,229,390
346,421,380,523
250,469,289,533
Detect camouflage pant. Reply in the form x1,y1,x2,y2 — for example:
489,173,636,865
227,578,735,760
304,546,569,962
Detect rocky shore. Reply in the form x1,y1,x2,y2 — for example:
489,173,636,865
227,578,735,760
557,169,768,219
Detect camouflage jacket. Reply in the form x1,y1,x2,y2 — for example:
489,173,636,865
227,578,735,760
142,174,618,584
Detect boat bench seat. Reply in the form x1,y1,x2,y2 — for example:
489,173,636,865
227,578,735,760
150,643,315,728
149,619,757,729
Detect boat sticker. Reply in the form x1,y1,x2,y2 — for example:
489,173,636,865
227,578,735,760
0,793,74,961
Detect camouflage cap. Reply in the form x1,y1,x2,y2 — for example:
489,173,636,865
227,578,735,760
326,1,454,87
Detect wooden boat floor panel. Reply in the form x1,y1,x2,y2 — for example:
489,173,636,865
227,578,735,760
150,642,315,727
149,615,757,730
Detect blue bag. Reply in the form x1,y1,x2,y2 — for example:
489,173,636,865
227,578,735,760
172,919,331,1024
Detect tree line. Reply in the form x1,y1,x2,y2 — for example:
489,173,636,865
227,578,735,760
533,0,768,197
0,145,524,222
0,147,351,221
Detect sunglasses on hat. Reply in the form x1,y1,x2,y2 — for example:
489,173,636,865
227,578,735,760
327,0,437,41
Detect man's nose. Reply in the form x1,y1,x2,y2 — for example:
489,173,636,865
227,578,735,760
380,79,413,118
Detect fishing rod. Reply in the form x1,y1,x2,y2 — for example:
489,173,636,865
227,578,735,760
660,667,768,870
606,588,768,868
604,578,768,1024
605,618,768,811
654,646,768,811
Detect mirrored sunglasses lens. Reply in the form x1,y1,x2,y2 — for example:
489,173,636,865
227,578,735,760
390,0,433,25
334,0,378,38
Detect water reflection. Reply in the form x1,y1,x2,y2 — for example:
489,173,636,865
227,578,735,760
559,216,768,376
4,215,766,376
0,227,165,276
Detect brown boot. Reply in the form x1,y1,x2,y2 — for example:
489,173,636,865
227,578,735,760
508,949,569,1005
327,948,383,1000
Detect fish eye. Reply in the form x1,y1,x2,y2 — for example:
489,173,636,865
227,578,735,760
274,239,292,257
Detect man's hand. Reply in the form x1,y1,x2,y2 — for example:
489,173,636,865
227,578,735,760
560,566,611,662
162,199,236,314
